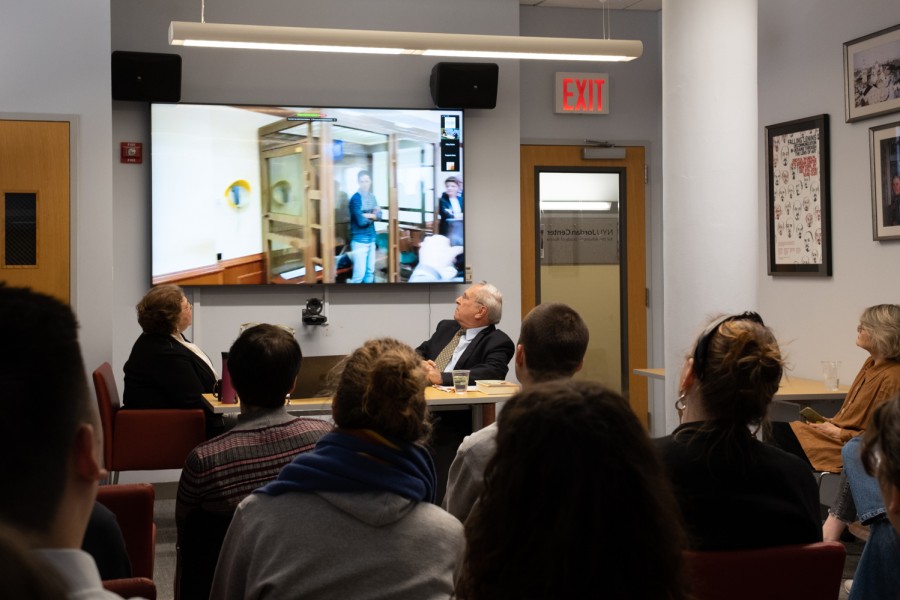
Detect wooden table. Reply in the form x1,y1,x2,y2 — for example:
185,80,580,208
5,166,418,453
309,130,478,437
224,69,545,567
633,368,849,403
202,385,517,416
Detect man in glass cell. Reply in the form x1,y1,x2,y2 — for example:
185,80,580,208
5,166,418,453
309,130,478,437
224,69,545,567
348,169,382,284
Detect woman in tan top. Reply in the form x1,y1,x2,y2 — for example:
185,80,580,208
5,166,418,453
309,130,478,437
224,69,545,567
791,305,900,471
771,304,900,541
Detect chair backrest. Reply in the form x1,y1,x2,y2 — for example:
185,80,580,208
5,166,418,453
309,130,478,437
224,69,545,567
93,362,120,468
684,541,846,600
96,483,156,579
112,409,206,471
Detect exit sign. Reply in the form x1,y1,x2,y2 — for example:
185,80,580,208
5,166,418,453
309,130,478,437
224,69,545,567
555,72,609,115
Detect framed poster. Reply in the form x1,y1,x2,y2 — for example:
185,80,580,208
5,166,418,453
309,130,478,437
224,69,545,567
870,121,900,241
765,114,832,277
844,24,900,123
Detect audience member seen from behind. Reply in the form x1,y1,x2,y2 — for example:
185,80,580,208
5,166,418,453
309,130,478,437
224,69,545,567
657,312,821,550
842,396,900,600
210,338,463,600
863,395,900,534
176,324,332,600
455,380,690,600
442,302,589,521
768,304,900,541
123,284,220,433
416,281,514,386
0,285,119,598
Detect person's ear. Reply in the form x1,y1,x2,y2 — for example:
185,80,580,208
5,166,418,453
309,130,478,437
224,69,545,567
73,423,107,483
515,344,525,368
475,303,488,321
573,359,584,374
286,373,300,398
679,358,697,394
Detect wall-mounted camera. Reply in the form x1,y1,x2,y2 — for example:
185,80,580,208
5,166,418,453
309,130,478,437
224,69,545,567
302,297,327,326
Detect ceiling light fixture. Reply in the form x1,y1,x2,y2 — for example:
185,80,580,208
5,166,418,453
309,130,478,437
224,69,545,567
168,21,643,62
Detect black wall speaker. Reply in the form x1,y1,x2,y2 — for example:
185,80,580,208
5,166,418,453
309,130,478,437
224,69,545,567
430,62,498,109
111,51,182,102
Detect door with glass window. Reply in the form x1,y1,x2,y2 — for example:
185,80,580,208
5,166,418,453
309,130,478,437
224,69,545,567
0,119,70,303
520,145,648,425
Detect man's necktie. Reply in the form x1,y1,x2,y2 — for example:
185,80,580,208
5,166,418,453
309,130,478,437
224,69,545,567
434,328,466,372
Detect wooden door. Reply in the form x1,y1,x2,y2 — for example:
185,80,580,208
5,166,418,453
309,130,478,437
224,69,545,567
520,145,648,425
0,120,70,302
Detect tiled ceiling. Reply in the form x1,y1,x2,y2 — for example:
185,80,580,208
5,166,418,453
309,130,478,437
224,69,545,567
520,0,661,10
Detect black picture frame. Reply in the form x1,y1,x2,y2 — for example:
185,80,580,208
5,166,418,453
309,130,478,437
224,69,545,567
844,24,900,123
765,114,832,277
869,121,900,241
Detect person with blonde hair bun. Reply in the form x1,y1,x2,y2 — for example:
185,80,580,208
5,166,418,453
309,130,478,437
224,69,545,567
211,338,463,600
656,312,821,550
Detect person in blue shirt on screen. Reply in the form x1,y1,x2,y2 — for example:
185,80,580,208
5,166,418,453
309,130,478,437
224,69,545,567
348,170,381,284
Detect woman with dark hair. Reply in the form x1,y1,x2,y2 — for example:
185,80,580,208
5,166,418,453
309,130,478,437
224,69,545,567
455,380,690,600
123,284,217,411
210,338,463,600
657,312,821,550
832,399,900,599
862,396,900,533
769,304,900,541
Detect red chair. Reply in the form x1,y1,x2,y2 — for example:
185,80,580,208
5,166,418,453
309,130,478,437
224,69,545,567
684,541,846,600
93,362,205,482
103,577,157,599
96,483,157,599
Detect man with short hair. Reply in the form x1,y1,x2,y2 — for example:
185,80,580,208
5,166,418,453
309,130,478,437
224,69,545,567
416,281,515,386
442,302,589,521
0,284,120,598
176,324,331,598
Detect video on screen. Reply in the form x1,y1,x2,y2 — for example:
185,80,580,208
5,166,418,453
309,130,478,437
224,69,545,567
150,103,464,286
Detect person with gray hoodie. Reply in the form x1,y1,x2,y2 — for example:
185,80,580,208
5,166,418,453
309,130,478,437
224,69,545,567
210,337,463,600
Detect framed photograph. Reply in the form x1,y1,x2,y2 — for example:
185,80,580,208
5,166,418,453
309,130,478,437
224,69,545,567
870,121,900,241
765,114,831,277
844,24,900,123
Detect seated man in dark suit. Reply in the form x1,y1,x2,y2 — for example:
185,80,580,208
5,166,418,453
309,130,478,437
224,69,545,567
416,281,515,386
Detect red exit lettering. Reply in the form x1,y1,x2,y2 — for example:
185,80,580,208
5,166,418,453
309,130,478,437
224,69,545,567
561,78,606,112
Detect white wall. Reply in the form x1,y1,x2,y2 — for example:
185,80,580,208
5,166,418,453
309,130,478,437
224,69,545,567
111,0,522,385
519,7,665,428
757,0,900,385
0,0,113,375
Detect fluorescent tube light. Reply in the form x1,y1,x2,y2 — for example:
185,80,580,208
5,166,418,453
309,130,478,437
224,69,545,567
169,22,643,62
540,201,614,211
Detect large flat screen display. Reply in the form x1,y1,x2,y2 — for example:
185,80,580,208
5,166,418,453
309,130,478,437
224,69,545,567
150,103,464,286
